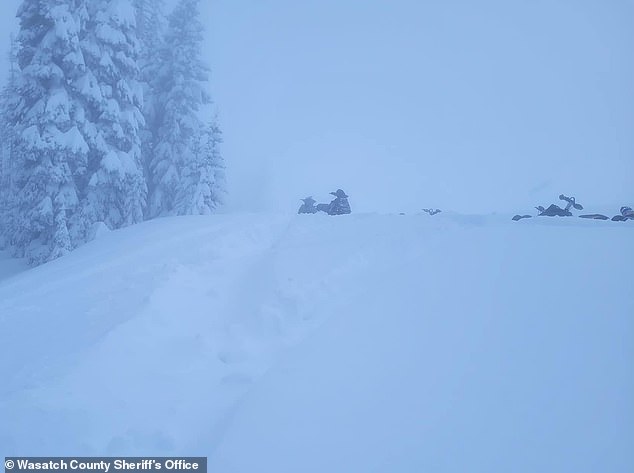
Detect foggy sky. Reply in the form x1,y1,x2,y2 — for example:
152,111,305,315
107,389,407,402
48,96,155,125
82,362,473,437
2,0,633,214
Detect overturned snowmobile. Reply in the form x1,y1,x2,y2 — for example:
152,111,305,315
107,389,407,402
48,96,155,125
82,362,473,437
612,206,634,222
513,194,583,221
536,194,583,217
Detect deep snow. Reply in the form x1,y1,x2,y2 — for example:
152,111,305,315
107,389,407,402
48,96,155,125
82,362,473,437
0,212,632,471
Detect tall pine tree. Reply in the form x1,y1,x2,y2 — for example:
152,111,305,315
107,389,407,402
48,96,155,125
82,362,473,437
5,0,89,264
148,0,224,217
133,0,166,211
76,0,146,235
133,0,166,56
175,120,226,215
0,34,19,248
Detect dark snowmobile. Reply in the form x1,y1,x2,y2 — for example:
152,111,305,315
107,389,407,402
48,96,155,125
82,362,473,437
298,196,318,214
422,208,442,216
536,194,583,217
611,206,634,222
513,194,583,221
535,204,572,217
318,189,351,216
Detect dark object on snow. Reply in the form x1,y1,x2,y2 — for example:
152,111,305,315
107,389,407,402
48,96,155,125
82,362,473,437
324,189,351,215
536,204,572,217
579,214,609,220
422,209,442,216
559,194,584,211
534,194,582,217
298,196,318,214
612,207,634,221
515,193,583,220
316,203,330,213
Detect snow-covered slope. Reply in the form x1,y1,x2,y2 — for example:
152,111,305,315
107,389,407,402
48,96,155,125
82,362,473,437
0,213,632,471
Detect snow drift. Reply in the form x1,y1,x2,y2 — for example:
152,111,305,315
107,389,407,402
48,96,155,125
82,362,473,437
0,212,632,472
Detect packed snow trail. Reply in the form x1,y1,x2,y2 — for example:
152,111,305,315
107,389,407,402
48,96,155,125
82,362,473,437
0,213,632,471
0,212,383,453
0,214,297,453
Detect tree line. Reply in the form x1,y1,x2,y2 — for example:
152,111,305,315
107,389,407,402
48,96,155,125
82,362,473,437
0,0,225,265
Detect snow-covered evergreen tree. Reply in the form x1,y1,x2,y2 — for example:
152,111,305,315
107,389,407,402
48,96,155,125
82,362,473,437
133,0,165,56
1,0,225,263
76,0,146,236
0,35,19,248
133,0,166,207
4,0,89,264
175,120,225,215
207,120,226,209
148,0,224,217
